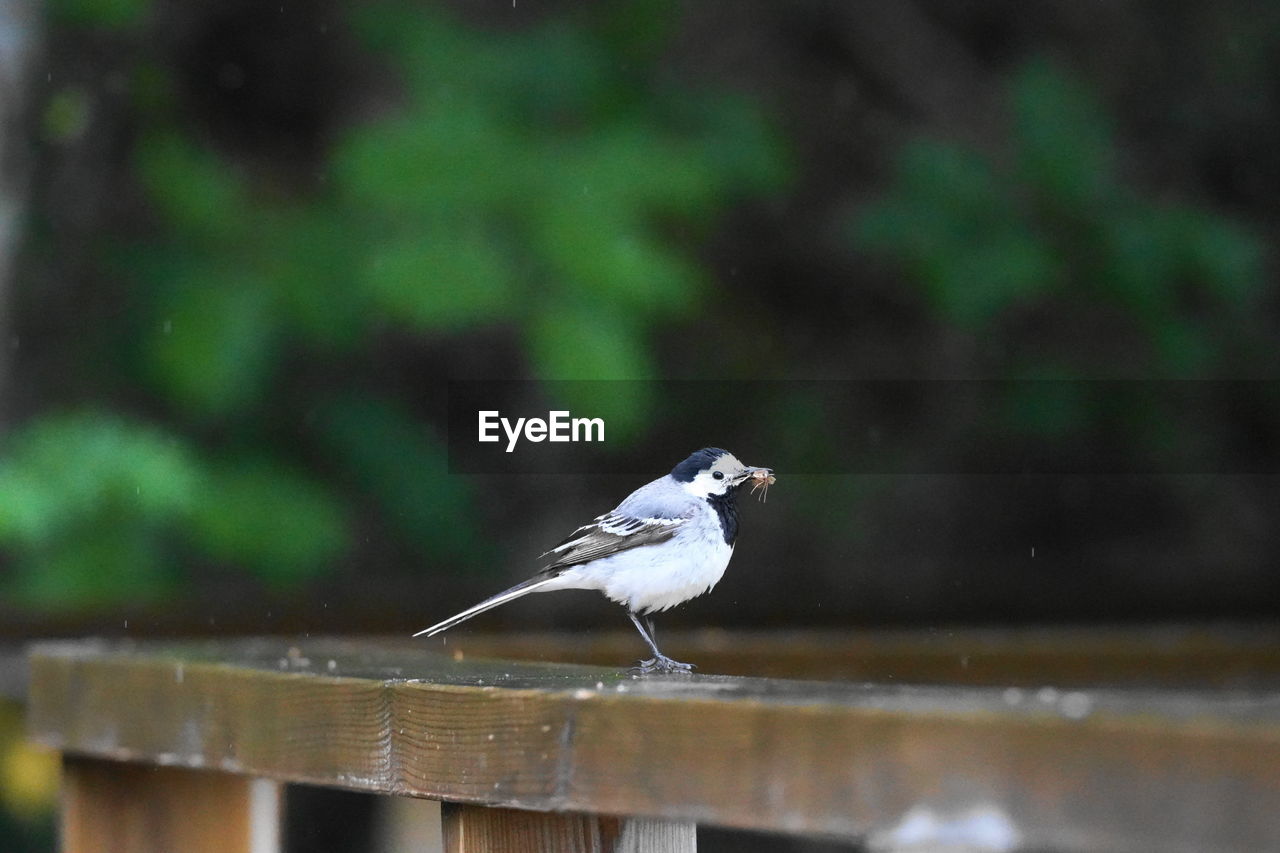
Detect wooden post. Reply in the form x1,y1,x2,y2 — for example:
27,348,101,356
442,804,695,853
61,757,280,853
379,796,445,853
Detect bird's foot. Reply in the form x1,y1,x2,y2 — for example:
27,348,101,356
630,655,696,675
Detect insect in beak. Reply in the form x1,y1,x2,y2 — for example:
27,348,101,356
748,468,776,502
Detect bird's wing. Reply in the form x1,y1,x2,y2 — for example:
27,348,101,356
538,510,690,573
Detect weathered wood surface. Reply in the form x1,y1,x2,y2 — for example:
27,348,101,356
443,804,694,853
439,623,1280,688
8,623,1279,697
27,637,1280,852
62,756,279,853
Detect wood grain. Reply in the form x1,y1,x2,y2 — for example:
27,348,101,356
62,756,278,853
27,637,1280,851
443,805,694,853
438,623,1280,688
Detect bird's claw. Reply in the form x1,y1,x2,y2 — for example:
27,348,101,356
630,655,696,675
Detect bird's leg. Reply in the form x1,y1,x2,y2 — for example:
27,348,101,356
627,611,695,675
628,611,662,657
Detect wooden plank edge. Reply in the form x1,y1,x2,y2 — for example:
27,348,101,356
25,641,1280,851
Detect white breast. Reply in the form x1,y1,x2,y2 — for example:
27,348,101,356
548,511,735,614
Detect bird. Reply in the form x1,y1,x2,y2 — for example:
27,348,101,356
414,448,775,673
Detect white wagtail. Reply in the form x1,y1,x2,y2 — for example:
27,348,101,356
415,448,775,673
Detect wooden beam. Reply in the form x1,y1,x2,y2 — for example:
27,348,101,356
436,624,1280,688
442,805,693,853
27,637,1280,850
10,623,1280,691
61,756,280,853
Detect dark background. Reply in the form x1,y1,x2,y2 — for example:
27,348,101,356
1,0,1278,847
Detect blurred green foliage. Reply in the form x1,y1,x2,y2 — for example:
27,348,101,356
855,60,1267,459
0,0,785,609
0,413,199,608
858,60,1265,375
47,0,147,31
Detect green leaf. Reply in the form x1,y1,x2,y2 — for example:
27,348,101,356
146,280,278,418
333,106,521,217
858,142,1009,261
1098,209,1178,321
187,458,348,585
928,234,1057,328
253,208,369,349
49,0,149,29
0,412,199,543
694,94,791,196
1013,59,1114,209
313,396,486,563
505,21,613,119
348,3,459,70
1175,208,1264,305
593,0,679,64
135,133,244,239
535,201,701,315
362,227,515,331
528,305,653,440
0,412,200,609
13,526,172,609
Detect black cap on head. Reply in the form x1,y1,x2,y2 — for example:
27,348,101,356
671,447,730,482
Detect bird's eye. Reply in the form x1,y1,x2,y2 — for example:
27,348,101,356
712,471,724,480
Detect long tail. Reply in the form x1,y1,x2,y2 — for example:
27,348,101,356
412,576,559,638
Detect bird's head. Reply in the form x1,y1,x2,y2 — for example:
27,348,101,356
671,448,774,499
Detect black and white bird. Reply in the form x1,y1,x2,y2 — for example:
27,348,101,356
415,448,774,673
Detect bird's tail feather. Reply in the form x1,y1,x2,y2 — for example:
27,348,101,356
412,575,558,638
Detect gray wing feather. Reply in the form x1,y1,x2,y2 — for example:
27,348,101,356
538,477,694,574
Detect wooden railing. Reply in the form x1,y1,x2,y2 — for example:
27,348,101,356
24,628,1280,852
